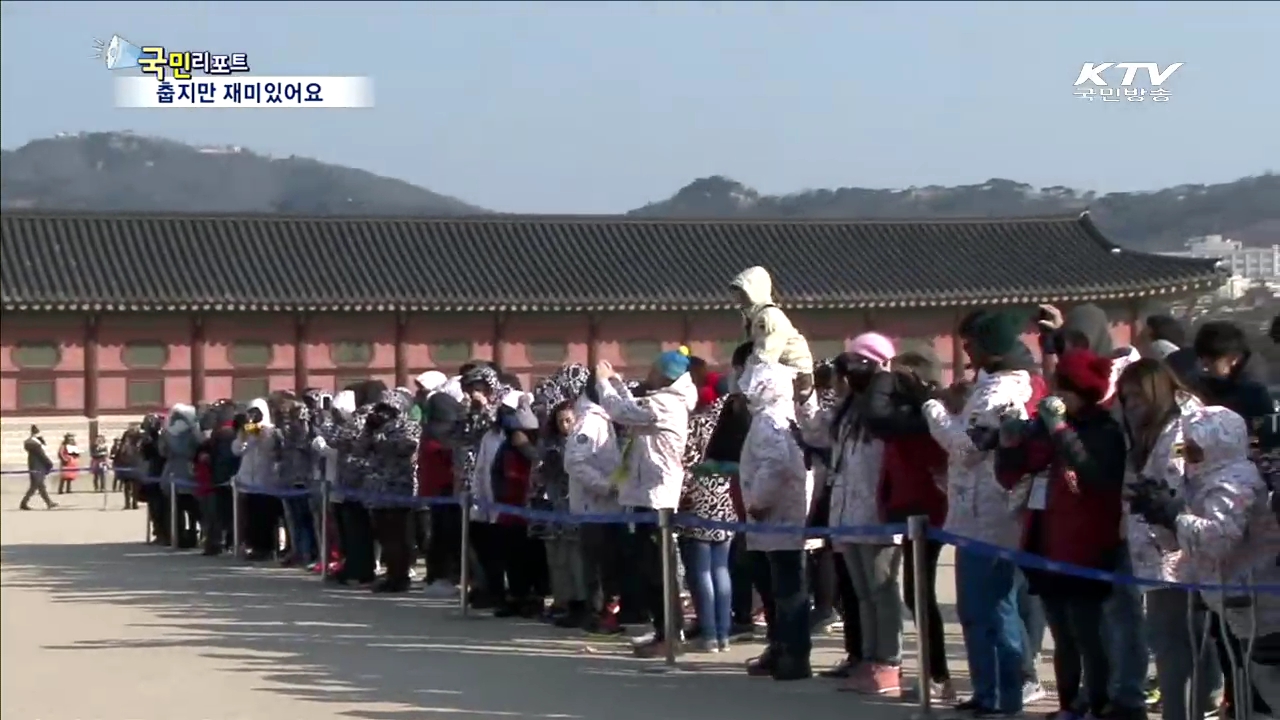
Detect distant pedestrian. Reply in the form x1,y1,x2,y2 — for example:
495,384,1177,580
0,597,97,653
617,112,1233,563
20,425,57,510
57,433,81,494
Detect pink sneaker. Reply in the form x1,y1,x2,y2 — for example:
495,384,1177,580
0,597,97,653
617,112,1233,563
839,663,901,698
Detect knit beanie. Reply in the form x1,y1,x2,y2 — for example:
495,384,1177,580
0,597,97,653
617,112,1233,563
1054,348,1113,404
849,332,896,366
657,345,692,380
968,312,1025,358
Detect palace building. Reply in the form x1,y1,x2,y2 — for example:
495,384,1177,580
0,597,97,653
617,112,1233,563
0,210,1222,460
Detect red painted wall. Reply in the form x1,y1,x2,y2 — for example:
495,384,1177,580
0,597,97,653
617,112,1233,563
0,303,1141,414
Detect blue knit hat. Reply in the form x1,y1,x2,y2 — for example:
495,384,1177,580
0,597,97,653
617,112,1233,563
657,345,692,380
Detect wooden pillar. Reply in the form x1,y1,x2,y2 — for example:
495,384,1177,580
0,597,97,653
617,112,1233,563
680,313,692,349
294,313,308,391
84,313,100,442
394,312,408,388
586,313,600,368
493,312,507,368
191,314,205,405
951,309,967,384
863,310,876,332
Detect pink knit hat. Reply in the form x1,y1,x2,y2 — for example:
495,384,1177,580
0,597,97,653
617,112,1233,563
849,332,896,366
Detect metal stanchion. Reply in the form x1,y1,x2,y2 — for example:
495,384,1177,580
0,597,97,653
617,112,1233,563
231,479,243,560
908,515,933,719
168,480,180,550
459,490,472,617
656,508,682,671
143,481,152,543
319,483,331,579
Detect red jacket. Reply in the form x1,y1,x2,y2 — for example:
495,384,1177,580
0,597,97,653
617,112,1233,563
879,435,948,526
193,452,215,498
995,408,1125,571
416,438,454,498
494,446,532,527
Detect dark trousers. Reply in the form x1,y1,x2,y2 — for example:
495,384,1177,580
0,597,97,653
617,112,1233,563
340,501,377,582
730,535,755,623
475,523,539,601
372,507,413,584
121,479,139,509
1042,595,1111,715
627,517,677,639
581,522,626,612
426,504,462,584
92,465,107,492
200,494,223,552
144,484,169,543
176,493,201,548
21,471,54,508
753,549,811,662
244,493,281,556
810,545,838,620
1214,610,1273,717
903,537,950,682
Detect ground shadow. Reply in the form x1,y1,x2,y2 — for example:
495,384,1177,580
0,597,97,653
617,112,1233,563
1,539,959,720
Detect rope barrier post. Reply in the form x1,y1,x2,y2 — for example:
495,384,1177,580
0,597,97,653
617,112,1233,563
319,483,331,580
459,490,472,617
143,479,152,543
232,479,243,560
660,508,679,668
908,515,933,719
168,481,180,550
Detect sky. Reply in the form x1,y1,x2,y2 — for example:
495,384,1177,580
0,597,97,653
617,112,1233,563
1,0,1276,214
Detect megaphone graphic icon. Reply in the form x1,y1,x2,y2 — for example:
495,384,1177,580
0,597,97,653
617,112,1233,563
104,35,144,71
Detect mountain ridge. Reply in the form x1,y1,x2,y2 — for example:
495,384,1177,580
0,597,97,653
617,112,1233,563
3,132,1277,251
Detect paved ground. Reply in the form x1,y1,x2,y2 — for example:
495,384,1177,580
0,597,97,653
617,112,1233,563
0,486,1049,720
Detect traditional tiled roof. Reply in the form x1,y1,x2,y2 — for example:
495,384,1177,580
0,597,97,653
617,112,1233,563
0,210,1224,313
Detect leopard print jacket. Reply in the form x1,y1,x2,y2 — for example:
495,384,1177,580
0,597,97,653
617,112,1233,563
680,395,739,543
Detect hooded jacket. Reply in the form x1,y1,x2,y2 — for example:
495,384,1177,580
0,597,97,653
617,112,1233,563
162,403,202,495
564,394,623,515
797,387,892,543
923,365,1036,547
359,389,421,507
232,398,280,489
1167,406,1280,639
277,403,315,489
417,392,462,497
1125,391,1204,586
596,372,699,510
731,266,814,376
739,362,812,552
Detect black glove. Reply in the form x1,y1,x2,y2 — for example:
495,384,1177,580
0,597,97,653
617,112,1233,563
1127,477,1185,531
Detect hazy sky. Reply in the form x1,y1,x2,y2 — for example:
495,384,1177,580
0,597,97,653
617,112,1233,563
1,1,1275,213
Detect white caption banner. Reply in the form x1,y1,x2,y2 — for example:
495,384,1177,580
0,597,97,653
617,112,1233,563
114,76,375,109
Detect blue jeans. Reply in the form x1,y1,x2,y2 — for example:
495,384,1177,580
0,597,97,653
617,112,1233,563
1103,546,1149,710
956,549,1025,713
680,538,732,644
1016,568,1047,682
282,495,316,564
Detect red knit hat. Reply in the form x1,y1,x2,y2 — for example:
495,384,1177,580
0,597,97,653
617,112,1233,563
1054,348,1113,404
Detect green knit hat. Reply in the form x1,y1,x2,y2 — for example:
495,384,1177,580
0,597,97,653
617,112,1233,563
968,311,1026,357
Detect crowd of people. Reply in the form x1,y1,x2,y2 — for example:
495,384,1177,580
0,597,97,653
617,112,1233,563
22,265,1280,720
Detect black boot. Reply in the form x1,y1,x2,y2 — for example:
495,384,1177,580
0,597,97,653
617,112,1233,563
770,653,812,681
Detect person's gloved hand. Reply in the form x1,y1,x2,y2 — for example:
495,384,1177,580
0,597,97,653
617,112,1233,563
1127,476,1185,531
1038,396,1068,433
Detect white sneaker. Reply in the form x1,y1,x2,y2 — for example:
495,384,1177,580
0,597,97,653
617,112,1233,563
423,580,457,598
1021,680,1047,705
407,568,419,580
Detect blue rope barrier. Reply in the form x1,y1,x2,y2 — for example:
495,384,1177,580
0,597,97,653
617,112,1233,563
9,468,1276,594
